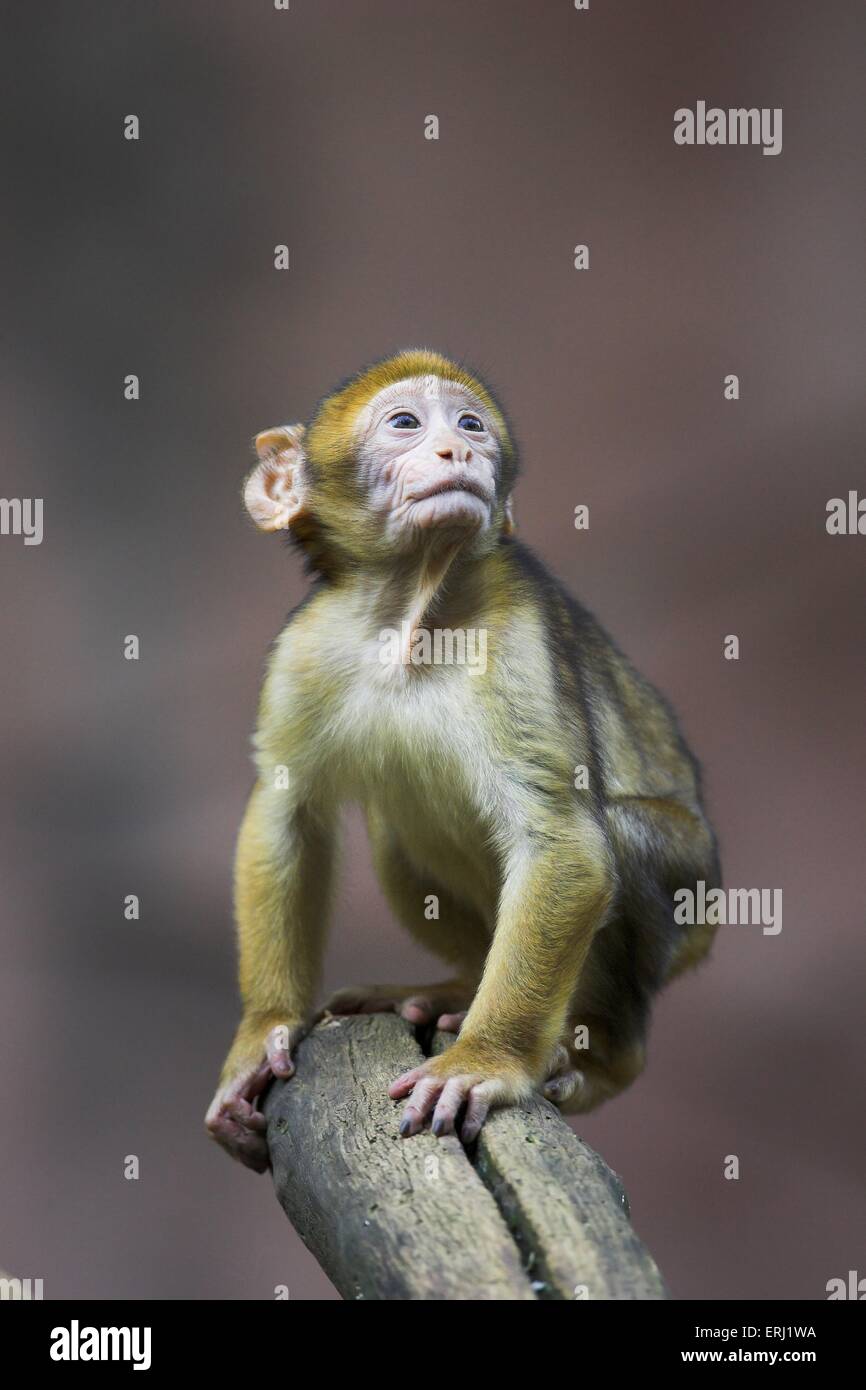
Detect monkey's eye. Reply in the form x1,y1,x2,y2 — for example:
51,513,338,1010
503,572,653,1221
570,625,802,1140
458,413,484,432
388,412,421,430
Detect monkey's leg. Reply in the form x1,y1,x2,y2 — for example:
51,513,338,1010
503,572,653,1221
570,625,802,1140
606,795,721,983
320,829,489,1031
206,781,336,1171
538,796,720,1116
390,819,616,1140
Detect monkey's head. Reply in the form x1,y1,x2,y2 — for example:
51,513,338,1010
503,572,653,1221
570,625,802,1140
244,350,518,575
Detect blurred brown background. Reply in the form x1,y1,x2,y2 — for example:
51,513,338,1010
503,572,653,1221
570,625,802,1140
1,0,863,1300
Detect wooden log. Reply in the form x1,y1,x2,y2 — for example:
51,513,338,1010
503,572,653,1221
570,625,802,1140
264,1013,668,1301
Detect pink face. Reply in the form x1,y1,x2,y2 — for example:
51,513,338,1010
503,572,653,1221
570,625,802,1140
354,375,503,546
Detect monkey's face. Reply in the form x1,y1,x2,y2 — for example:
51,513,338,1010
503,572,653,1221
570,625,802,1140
245,352,517,573
354,376,503,550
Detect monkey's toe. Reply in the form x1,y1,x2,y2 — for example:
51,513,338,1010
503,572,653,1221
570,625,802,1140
400,996,438,1025
541,1042,585,1106
435,1010,467,1033
543,1071,584,1104
319,986,391,1017
320,981,472,1028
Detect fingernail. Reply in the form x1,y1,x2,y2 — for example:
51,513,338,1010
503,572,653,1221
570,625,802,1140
432,1117,445,1136
399,1117,413,1137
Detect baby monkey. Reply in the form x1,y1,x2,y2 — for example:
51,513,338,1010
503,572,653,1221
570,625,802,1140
206,349,720,1172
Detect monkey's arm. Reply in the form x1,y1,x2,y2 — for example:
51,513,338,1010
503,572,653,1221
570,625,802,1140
206,780,335,1171
390,815,615,1142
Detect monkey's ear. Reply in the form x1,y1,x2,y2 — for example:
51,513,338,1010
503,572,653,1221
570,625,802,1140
503,495,516,535
244,424,309,532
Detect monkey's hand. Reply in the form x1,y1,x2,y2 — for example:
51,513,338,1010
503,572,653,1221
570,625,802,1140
388,1040,534,1143
205,1017,307,1172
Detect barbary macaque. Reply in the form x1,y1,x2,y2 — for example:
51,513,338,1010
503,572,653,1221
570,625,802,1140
206,349,720,1172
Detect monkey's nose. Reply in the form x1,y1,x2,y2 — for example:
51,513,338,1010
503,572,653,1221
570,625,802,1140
435,442,473,463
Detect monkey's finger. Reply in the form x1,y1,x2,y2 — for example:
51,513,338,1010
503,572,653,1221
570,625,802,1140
435,1010,467,1034
266,1025,303,1079
206,1112,270,1173
388,1065,427,1099
207,1091,265,1132
431,1077,474,1135
459,1082,501,1144
224,1096,268,1132
207,1066,266,1127
234,1056,276,1100
398,1078,444,1136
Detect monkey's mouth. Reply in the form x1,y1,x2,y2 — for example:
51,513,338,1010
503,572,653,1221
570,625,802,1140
410,479,489,504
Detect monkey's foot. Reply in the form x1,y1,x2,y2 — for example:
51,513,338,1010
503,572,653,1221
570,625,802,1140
319,980,472,1032
389,1041,534,1143
540,1041,585,1106
540,1035,647,1114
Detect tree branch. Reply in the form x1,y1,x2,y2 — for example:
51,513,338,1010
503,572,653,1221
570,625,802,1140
264,1013,668,1301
